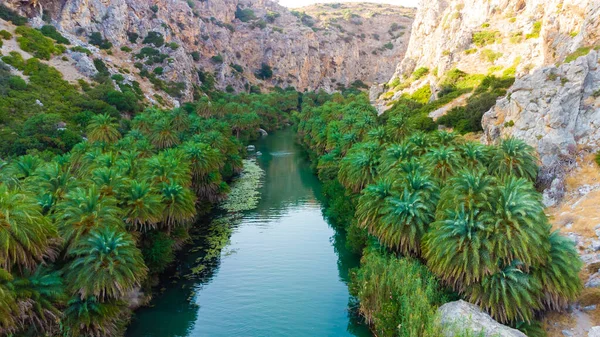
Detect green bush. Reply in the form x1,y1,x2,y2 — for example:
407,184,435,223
409,84,432,104
350,248,446,337
526,21,542,39
167,42,179,50
210,54,224,63
472,30,500,47
383,42,393,50
480,49,503,63
89,32,113,49
127,31,139,44
191,51,200,61
0,30,12,40
0,4,27,25
226,85,234,93
254,63,273,80
412,67,430,80
230,63,243,73
120,46,132,52
266,11,280,23
15,26,63,60
70,45,92,55
235,6,257,22
150,4,159,13
153,67,164,75
564,46,592,63
40,25,70,44
143,31,164,47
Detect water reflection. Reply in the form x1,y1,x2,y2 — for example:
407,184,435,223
126,129,371,337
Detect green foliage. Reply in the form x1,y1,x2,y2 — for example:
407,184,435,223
230,63,243,73
472,30,500,47
265,11,280,23
71,45,92,55
142,31,164,47
153,67,164,75
254,63,273,80
120,46,132,52
15,26,64,60
40,25,70,44
412,67,429,80
409,84,432,104
526,21,542,39
89,32,112,49
480,49,503,63
235,6,257,22
150,4,159,13
0,30,13,40
127,31,139,44
210,54,223,63
349,248,446,337
564,46,592,63
383,42,393,50
0,4,27,26
191,51,200,61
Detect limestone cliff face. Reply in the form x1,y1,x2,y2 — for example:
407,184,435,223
4,0,414,102
392,0,600,80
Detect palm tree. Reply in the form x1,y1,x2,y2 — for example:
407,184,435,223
432,130,459,146
160,181,197,231
437,170,495,213
423,206,495,290
181,142,223,181
67,227,147,299
142,150,191,187
534,231,582,311
385,113,411,143
424,146,462,181
378,143,415,175
91,167,126,198
398,171,439,202
149,117,180,149
0,185,57,271
366,126,387,145
5,154,43,180
86,114,121,144
121,180,164,232
459,142,490,169
489,137,538,181
55,185,122,245
489,177,549,267
376,187,435,255
406,132,431,155
467,260,541,324
0,269,17,334
356,178,394,230
12,267,65,333
63,296,124,337
338,142,380,193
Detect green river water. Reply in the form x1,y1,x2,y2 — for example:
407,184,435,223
126,129,372,337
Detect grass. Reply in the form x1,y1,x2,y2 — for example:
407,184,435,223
464,48,477,55
472,30,500,47
480,49,502,63
526,21,542,39
15,26,65,60
564,46,592,63
412,67,429,80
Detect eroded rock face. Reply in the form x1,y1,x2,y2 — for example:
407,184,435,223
4,0,414,101
392,0,600,80
482,51,600,205
437,300,526,337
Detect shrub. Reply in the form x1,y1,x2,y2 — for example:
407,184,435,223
0,4,27,25
564,46,592,63
464,48,477,55
190,51,200,61
266,11,280,23
167,42,179,50
40,25,70,44
111,74,125,82
251,19,267,30
120,46,132,52
69,45,91,55
526,21,542,39
210,54,223,63
226,85,234,93
153,67,164,75
0,30,13,40
412,67,429,80
593,89,600,98
383,42,393,50
349,249,446,337
254,63,273,80
235,6,257,22
127,31,139,44
595,152,600,167
409,84,432,104
150,4,159,13
230,63,243,73
89,32,112,49
143,31,164,47
480,49,503,63
509,31,523,44
15,26,62,60
472,30,500,47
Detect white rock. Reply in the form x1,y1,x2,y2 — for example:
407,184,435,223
589,326,600,337
437,300,526,337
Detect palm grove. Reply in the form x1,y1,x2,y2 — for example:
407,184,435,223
0,85,299,335
295,88,581,336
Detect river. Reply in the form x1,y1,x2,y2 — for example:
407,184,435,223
126,128,372,337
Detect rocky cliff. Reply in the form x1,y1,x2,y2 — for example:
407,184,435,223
3,0,414,103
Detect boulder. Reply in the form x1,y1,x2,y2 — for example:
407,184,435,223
589,326,600,337
437,300,526,337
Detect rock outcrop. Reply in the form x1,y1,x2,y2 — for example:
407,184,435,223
437,300,526,337
3,0,414,102
482,50,600,206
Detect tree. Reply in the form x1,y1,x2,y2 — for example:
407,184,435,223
67,227,147,299
424,146,462,181
63,296,124,337
86,114,121,143
0,269,18,334
149,117,180,149
489,137,538,181
338,142,380,193
160,181,197,232
356,178,394,230
254,63,273,80
121,180,164,231
0,185,57,272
